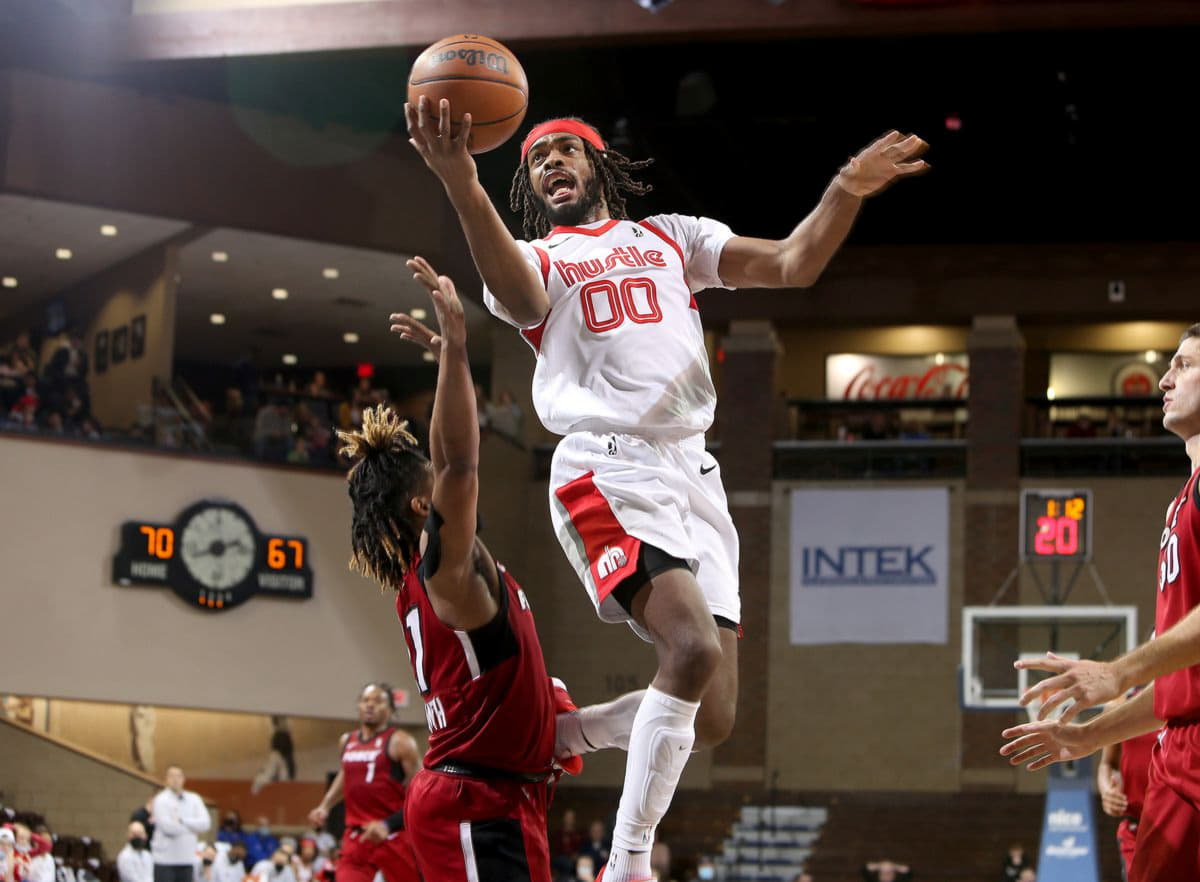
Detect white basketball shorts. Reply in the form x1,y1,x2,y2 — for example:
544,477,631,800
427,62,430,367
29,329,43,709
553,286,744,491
548,430,741,642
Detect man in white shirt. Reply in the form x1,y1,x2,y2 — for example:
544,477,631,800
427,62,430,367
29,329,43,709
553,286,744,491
151,767,211,882
117,823,153,882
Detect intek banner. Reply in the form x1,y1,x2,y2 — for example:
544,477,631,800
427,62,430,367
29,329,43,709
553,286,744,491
789,488,949,645
1038,759,1100,882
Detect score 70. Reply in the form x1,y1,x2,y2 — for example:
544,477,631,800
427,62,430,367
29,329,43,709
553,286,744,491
267,538,305,569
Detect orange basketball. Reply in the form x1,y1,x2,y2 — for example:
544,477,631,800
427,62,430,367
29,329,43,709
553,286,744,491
407,34,528,155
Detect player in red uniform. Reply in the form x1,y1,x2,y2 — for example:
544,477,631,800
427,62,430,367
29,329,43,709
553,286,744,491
1000,323,1200,882
1096,689,1157,879
338,255,565,882
307,683,420,882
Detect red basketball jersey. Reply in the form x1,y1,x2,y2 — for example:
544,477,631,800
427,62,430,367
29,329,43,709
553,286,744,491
395,555,555,776
340,726,407,828
1119,727,1158,818
1154,468,1200,721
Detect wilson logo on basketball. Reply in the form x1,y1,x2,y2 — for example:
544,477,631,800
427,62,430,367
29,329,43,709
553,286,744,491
554,246,667,285
595,546,629,581
429,49,510,73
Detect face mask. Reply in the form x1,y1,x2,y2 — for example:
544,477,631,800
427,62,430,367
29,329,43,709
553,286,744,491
698,868,715,881
273,864,285,873
202,859,214,867
260,828,271,836
131,839,148,851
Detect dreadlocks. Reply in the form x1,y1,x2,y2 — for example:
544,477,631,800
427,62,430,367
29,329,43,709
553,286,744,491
509,139,654,241
337,404,427,590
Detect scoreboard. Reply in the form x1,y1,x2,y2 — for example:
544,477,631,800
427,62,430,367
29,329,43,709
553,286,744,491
1020,489,1093,561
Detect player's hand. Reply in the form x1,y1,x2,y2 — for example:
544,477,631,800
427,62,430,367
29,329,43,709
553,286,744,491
836,130,929,197
998,718,1103,771
405,95,478,195
1015,653,1125,724
389,307,442,361
361,821,389,844
402,256,467,350
1097,767,1129,817
306,807,328,828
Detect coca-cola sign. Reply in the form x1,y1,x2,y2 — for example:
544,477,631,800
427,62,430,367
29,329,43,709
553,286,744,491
826,353,970,400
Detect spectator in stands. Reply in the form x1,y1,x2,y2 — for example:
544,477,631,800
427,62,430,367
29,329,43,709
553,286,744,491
303,825,333,860
22,827,53,882
791,874,813,882
305,372,331,398
1,827,17,882
862,860,911,882
117,822,153,882
150,765,210,882
7,373,39,428
212,843,245,882
242,820,278,869
290,840,322,882
248,850,294,882
579,821,609,873
215,815,241,849
573,854,596,882
1001,843,1030,881
253,399,292,461
555,810,583,866
210,391,252,452
1016,870,1035,882
195,846,217,882
695,856,717,880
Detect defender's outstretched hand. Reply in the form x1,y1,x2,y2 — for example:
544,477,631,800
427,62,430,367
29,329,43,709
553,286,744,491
405,96,478,192
837,131,930,197
999,718,1103,772
392,256,466,352
1015,652,1125,724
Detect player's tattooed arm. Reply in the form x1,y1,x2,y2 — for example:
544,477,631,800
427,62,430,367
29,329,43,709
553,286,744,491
717,131,928,290
406,96,548,326
403,256,498,628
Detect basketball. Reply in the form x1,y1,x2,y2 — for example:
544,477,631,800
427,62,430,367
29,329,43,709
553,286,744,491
407,34,528,155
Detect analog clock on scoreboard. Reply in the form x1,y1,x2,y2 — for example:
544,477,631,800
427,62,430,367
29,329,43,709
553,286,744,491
1020,489,1093,561
112,500,313,611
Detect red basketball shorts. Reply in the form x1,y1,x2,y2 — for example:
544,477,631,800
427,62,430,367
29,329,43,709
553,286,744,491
1128,721,1200,882
338,827,420,882
404,768,551,882
1116,817,1138,879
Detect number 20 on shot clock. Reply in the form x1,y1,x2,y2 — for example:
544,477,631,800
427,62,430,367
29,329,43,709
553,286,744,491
1020,488,1093,560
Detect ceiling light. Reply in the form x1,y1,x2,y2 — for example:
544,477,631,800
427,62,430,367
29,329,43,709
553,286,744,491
1145,349,1160,363
343,332,359,344
1046,387,1056,401
211,251,229,263
934,352,945,366
282,354,298,365
209,313,226,325
100,224,118,237
272,288,289,300
2,277,17,288
55,248,73,260
411,308,427,320
323,267,340,279
422,351,436,363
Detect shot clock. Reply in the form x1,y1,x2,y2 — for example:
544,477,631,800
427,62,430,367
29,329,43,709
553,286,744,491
113,500,313,611
1020,489,1093,561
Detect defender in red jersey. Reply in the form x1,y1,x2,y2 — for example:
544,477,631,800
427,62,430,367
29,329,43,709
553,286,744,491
1000,323,1200,882
338,256,563,882
308,683,420,882
1096,690,1158,879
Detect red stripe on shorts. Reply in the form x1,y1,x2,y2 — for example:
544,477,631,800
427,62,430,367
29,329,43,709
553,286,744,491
554,470,641,603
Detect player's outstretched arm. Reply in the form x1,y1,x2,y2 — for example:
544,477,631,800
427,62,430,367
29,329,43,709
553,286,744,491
405,97,548,326
999,685,1160,772
718,131,928,290
1019,603,1200,723
405,256,498,629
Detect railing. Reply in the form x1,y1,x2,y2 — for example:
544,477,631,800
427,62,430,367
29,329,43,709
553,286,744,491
1021,436,1188,477
773,439,967,480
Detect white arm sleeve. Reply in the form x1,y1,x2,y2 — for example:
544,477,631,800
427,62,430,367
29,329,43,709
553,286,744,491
481,241,547,330
643,214,736,293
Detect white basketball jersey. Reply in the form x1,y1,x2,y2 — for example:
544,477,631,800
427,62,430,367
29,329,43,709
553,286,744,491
483,214,735,437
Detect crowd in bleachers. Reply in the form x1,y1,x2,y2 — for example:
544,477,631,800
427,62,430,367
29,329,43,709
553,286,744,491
0,802,111,882
0,329,99,439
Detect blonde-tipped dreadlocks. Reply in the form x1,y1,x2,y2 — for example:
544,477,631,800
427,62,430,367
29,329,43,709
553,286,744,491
338,405,427,590
509,139,654,241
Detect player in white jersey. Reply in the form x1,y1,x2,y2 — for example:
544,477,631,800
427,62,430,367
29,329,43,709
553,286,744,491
406,99,927,882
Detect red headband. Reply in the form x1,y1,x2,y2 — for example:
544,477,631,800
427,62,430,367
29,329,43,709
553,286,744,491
520,119,606,161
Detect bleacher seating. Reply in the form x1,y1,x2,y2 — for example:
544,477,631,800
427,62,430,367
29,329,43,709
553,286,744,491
718,805,826,881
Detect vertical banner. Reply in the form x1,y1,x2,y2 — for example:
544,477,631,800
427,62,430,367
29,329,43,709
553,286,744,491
790,488,949,645
1038,759,1100,882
